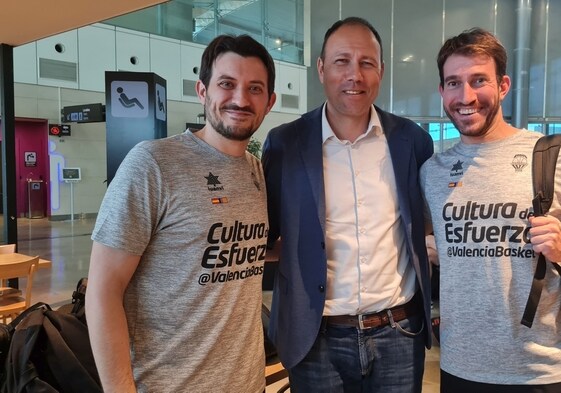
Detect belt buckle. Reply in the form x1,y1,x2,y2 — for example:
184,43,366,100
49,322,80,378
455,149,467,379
358,314,366,330
387,309,396,328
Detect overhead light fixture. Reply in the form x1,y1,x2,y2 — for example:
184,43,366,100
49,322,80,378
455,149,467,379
401,55,415,63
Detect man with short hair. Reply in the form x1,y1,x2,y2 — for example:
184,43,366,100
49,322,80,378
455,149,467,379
263,17,433,392
421,27,561,393
86,34,276,393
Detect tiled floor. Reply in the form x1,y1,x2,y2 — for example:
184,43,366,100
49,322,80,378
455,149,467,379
16,217,95,308
12,216,441,392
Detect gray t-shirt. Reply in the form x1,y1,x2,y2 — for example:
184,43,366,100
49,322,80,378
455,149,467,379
420,130,561,384
92,130,267,393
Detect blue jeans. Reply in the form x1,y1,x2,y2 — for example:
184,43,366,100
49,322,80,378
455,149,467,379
288,314,426,393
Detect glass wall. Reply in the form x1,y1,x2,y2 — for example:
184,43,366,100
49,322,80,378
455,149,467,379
417,122,461,153
422,121,561,154
531,123,561,135
308,0,561,127
106,0,561,122
103,0,305,65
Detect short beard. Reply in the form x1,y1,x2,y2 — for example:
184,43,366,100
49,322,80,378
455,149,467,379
445,94,501,138
205,96,256,142
208,118,255,141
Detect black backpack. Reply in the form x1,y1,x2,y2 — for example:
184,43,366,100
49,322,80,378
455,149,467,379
0,278,101,392
521,134,561,328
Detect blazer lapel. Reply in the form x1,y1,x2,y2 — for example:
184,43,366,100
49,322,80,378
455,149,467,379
378,108,413,225
298,107,326,234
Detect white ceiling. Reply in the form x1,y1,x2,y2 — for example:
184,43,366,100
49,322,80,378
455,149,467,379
0,0,169,47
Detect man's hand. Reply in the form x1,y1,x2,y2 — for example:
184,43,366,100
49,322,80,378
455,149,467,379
529,215,561,263
426,234,439,267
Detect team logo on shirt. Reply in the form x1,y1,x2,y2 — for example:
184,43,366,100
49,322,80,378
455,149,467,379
205,172,224,191
441,200,535,260
511,154,528,172
197,221,268,286
449,160,464,177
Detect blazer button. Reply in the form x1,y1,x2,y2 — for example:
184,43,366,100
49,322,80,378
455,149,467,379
321,242,325,249
318,285,325,293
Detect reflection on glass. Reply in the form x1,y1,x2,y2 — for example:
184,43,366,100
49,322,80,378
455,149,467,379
415,122,462,153
548,123,561,135
103,0,304,65
527,123,561,135
442,123,460,151
527,123,544,133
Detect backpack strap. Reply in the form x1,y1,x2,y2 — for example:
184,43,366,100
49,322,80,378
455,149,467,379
7,302,51,334
71,277,88,318
532,135,561,214
521,134,561,328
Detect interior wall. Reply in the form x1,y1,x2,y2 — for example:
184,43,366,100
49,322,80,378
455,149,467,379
2,22,304,219
10,84,298,219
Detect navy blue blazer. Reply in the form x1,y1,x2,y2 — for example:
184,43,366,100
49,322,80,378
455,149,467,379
262,105,434,370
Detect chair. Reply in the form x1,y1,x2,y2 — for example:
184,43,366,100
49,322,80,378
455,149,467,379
0,244,20,290
0,244,16,254
0,256,39,323
263,303,290,392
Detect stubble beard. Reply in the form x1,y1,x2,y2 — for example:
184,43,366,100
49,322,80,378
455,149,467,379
445,95,501,139
205,96,257,142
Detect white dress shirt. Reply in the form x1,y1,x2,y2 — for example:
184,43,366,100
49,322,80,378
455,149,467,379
321,105,417,316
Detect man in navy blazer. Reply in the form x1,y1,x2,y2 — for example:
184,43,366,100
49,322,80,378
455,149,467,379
263,17,433,392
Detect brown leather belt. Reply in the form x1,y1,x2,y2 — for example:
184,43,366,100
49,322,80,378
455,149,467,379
324,295,420,330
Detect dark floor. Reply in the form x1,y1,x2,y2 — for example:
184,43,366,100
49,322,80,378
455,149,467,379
12,216,440,392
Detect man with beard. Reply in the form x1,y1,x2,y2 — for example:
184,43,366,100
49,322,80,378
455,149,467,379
420,28,561,392
86,34,276,393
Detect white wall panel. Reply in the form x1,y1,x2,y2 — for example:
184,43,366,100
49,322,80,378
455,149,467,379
150,35,181,100
37,30,79,89
13,42,37,85
298,63,307,113
278,63,301,94
180,42,205,103
116,28,150,72
78,24,116,92
274,62,305,114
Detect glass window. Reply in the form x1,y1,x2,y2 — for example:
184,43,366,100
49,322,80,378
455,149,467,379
527,123,544,133
442,123,460,151
428,123,442,153
103,0,304,65
415,122,460,153
548,123,561,135
393,0,442,117
428,123,441,142
265,0,304,64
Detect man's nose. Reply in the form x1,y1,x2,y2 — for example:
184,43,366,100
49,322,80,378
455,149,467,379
346,61,364,82
459,83,477,103
232,87,251,106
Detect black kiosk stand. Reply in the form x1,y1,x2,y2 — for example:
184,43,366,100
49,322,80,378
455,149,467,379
105,72,167,185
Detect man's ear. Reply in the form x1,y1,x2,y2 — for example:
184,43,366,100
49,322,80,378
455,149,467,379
266,92,277,114
499,75,511,101
195,80,207,106
317,57,324,84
